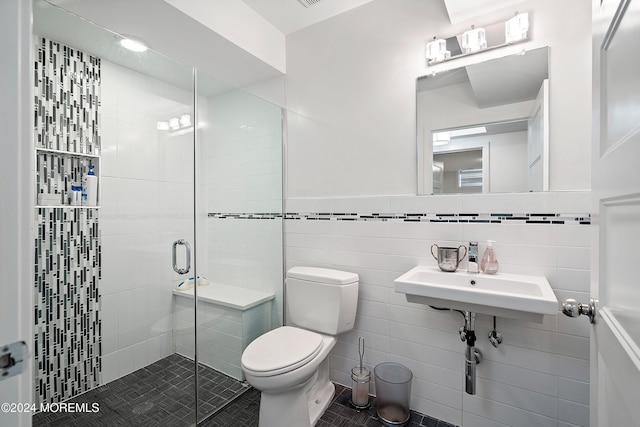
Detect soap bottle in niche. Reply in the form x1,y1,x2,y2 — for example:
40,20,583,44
480,240,499,274
82,162,98,206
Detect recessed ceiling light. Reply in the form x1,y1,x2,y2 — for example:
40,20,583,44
120,37,148,52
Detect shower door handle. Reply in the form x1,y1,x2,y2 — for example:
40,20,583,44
172,239,191,274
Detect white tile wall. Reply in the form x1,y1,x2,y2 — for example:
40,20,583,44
202,89,284,328
285,192,591,427
206,90,282,214
100,60,194,383
99,62,285,385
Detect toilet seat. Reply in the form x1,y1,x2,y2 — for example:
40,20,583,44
242,326,323,377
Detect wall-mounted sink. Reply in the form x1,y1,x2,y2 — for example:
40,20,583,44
394,266,558,323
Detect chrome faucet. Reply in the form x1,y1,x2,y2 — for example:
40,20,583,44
467,241,479,273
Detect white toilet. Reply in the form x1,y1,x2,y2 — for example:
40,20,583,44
241,266,359,427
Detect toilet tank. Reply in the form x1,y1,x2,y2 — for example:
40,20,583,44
286,267,359,335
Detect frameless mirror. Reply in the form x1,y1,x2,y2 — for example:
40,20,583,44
417,46,549,195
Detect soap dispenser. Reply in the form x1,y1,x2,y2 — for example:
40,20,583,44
480,240,499,274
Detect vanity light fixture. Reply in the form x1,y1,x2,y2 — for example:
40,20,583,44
426,13,530,66
157,114,193,132
120,37,148,52
461,25,487,54
426,36,450,64
505,12,529,44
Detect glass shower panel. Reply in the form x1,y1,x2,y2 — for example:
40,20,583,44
32,1,198,425
194,69,284,423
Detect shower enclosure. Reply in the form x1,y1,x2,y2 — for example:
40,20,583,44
32,1,283,424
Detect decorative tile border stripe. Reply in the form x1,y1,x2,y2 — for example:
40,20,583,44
208,212,590,225
209,213,283,220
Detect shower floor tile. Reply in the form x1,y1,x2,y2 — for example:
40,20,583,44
32,354,250,427
200,383,457,427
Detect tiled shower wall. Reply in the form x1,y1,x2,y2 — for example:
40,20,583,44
99,60,194,384
285,192,591,427
33,37,101,405
205,90,284,328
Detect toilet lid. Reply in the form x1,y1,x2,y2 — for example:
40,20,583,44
241,326,323,376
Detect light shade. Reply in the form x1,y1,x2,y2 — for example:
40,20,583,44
461,25,487,54
157,121,170,131
169,117,180,130
179,114,192,127
426,37,450,63
505,12,529,44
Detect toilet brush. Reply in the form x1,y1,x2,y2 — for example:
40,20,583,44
350,337,370,409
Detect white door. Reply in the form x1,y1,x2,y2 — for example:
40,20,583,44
591,0,640,425
527,79,549,192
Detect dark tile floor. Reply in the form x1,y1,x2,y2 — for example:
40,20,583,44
201,383,457,427
32,354,456,427
33,353,250,427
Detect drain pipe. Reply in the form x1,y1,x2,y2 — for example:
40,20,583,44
462,312,482,395
433,306,484,395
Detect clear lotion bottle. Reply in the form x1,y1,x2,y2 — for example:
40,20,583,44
480,240,499,274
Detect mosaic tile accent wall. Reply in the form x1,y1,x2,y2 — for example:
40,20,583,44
34,37,101,153
34,37,102,406
34,208,101,404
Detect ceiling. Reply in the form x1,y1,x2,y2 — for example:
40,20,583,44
238,0,527,34
418,46,549,109
443,0,526,24
43,0,285,89
34,0,238,96
240,0,376,34
466,47,549,108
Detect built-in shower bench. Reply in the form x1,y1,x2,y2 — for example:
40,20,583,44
172,283,275,380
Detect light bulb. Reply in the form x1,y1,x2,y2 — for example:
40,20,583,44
120,38,148,52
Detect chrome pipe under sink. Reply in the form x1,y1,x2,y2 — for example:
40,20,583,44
462,312,481,395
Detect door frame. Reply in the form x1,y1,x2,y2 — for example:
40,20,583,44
0,0,34,426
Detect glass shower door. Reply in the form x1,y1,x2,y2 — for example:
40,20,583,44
32,1,199,425
194,70,284,423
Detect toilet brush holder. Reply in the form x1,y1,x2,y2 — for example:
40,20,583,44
350,366,371,409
